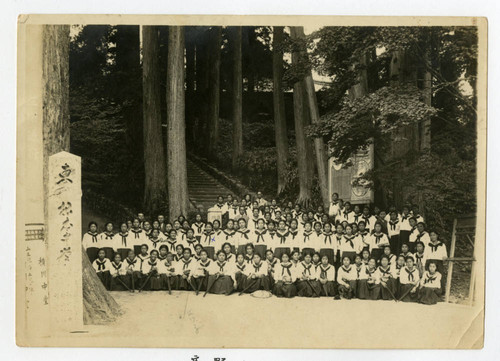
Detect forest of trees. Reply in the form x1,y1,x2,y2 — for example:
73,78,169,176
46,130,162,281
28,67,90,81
68,25,478,237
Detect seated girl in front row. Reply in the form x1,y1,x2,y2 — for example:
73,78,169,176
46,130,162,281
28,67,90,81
296,253,321,298
233,253,248,292
92,248,111,290
337,256,357,299
109,253,128,291
273,253,297,298
242,253,270,293
398,256,420,302
207,251,235,295
418,261,442,305
157,252,176,291
191,249,211,292
357,257,380,300
318,255,338,298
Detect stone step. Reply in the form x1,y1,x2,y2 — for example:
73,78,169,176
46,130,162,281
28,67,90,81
186,158,237,210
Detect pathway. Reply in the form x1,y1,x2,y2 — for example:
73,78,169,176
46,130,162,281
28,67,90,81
187,158,236,212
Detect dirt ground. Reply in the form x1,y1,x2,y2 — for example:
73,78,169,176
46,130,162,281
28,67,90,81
31,290,484,349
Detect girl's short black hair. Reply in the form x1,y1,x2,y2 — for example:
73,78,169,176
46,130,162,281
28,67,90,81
88,221,97,228
150,250,159,256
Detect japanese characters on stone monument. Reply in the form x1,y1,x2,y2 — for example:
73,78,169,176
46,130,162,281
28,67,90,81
47,151,83,331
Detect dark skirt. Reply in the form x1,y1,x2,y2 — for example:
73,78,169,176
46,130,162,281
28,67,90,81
234,272,247,292
400,230,411,246
408,242,417,253
192,275,209,292
204,246,215,260
301,247,315,259
319,280,337,297
333,250,341,269
237,245,246,255
123,271,142,290
177,275,195,291
338,280,357,299
149,274,162,290
159,274,177,291
398,283,418,302
102,247,114,261
109,275,128,291
86,247,99,263
117,248,132,261
371,248,384,263
273,281,297,298
419,287,442,305
96,271,111,290
296,280,321,297
319,248,335,265
389,235,400,254
341,251,357,263
357,279,380,300
380,278,397,300
242,276,271,293
208,275,234,295
274,247,291,261
254,244,268,259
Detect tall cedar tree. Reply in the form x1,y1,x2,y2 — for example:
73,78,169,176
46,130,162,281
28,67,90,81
43,25,121,324
272,26,289,195
291,27,313,206
231,27,244,170
207,27,222,157
142,26,168,214
166,26,190,219
293,27,330,209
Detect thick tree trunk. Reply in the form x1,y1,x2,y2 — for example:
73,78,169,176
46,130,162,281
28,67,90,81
42,25,71,220
195,28,209,149
42,25,121,325
293,81,313,208
389,50,420,208
166,26,189,219
185,32,196,143
231,27,243,171
290,27,315,207
292,26,329,209
421,51,432,151
207,26,222,157
272,26,289,195
290,33,313,209
142,26,168,215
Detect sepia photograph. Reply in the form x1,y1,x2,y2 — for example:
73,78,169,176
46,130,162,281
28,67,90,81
16,14,487,349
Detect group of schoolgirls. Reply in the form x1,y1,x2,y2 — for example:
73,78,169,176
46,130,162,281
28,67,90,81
81,191,447,304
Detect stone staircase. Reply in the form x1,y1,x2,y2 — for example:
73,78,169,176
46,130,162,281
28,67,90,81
187,159,236,212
